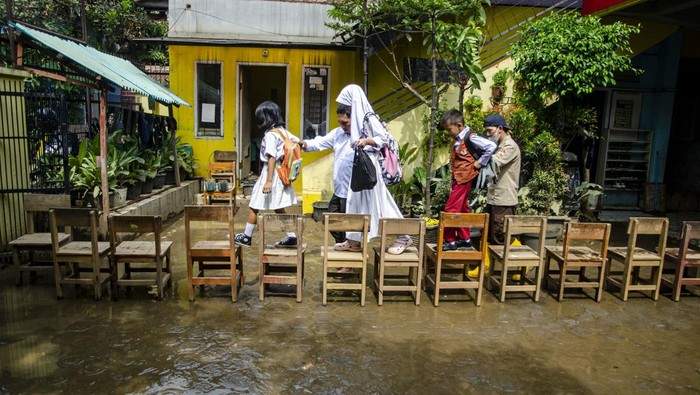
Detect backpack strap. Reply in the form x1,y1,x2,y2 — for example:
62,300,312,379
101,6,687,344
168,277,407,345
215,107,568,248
270,127,290,143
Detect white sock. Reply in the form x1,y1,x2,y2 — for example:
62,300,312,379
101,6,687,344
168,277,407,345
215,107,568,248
287,232,296,239
244,223,256,237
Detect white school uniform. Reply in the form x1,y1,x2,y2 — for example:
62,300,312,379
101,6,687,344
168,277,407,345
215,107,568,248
248,128,299,211
303,127,354,199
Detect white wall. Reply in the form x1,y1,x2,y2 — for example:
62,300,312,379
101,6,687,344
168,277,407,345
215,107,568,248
169,0,337,44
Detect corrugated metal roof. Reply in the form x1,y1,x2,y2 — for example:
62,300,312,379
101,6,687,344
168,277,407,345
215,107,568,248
11,21,189,107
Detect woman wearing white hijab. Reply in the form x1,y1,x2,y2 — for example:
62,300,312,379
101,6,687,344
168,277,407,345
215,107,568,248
335,84,411,255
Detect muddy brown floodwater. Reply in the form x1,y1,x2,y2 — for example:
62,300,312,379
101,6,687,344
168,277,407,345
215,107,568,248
1,199,700,394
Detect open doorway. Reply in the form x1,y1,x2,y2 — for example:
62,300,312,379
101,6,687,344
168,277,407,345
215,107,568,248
238,64,287,182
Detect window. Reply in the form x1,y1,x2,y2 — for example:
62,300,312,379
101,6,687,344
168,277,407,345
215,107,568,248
196,63,222,137
302,66,329,139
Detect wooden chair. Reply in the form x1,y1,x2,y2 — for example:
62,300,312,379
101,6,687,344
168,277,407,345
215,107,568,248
258,213,305,302
544,222,611,302
206,162,237,204
108,215,173,299
10,193,71,285
606,217,668,301
488,215,547,302
50,208,112,300
372,218,425,305
321,213,370,306
185,205,243,302
424,212,489,307
663,221,700,301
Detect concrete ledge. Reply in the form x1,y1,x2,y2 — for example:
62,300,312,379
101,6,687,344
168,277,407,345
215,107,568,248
114,180,200,219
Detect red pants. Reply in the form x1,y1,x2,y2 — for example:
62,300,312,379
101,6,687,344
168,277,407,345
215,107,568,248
443,180,472,242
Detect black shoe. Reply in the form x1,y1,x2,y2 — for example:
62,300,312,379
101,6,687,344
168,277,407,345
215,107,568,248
234,233,251,247
455,239,473,249
442,241,459,251
275,236,297,248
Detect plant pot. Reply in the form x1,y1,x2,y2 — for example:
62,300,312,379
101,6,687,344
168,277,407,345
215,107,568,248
127,182,142,200
142,178,154,194
153,174,165,190
70,189,84,206
179,168,189,181
164,169,176,185
312,200,330,222
491,86,504,102
113,187,128,207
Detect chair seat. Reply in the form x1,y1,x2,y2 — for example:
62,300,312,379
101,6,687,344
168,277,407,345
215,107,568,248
488,245,540,260
546,246,603,261
665,248,700,261
263,244,307,256
57,241,110,256
114,241,173,257
321,246,364,261
10,232,70,247
191,240,231,250
373,246,419,261
608,246,661,261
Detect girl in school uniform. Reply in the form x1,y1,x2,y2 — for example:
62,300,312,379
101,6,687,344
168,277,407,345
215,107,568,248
234,101,299,247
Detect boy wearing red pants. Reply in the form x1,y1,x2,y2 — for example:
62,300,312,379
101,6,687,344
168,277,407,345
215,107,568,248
439,110,496,251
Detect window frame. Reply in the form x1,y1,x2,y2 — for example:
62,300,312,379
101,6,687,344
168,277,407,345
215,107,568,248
194,61,224,139
300,65,331,140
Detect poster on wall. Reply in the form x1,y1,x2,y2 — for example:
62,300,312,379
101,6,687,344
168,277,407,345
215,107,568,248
201,103,216,123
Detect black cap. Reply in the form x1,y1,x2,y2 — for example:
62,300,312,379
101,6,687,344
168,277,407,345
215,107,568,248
484,113,509,130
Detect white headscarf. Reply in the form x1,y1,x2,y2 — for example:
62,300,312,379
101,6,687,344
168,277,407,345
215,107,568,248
336,84,387,143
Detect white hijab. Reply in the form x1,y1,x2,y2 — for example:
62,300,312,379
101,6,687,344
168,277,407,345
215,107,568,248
336,84,387,143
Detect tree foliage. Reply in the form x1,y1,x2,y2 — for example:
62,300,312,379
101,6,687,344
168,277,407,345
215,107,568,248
1,0,167,64
511,12,639,102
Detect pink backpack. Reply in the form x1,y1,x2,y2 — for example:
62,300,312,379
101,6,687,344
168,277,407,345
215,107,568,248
362,113,402,185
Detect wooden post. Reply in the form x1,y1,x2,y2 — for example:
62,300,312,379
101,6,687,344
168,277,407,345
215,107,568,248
80,0,92,131
169,104,181,187
362,0,368,95
4,0,16,66
99,87,110,225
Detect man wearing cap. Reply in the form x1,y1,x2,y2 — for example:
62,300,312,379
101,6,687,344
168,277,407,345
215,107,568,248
483,113,521,245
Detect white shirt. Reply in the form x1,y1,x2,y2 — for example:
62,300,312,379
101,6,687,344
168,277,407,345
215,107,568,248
304,127,354,198
260,128,299,162
454,127,497,167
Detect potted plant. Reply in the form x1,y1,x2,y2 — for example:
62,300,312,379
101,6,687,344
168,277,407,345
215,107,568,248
153,151,169,189
491,69,509,103
141,151,158,195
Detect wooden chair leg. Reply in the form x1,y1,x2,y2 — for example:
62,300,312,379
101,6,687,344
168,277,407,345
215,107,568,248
534,258,544,302
377,258,385,306
476,259,486,307
499,262,508,303
360,259,367,307
230,259,238,303
543,255,551,291
187,256,194,302
296,255,303,303
322,259,328,306
156,257,164,300
596,261,606,303
621,260,633,301
259,259,265,301
13,248,23,286
557,261,566,302
238,249,244,287
415,261,422,306
652,261,663,301
433,258,441,307
92,256,102,301
672,262,684,302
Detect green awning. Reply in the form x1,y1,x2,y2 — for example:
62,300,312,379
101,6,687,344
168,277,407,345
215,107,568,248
11,21,188,107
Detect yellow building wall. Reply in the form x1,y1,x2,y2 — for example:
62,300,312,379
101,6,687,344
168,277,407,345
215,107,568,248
168,45,357,213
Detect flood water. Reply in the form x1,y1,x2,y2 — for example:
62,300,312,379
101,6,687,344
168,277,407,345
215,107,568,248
1,200,700,393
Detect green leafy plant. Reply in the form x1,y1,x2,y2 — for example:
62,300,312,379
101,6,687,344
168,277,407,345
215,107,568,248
517,168,569,216
491,69,509,101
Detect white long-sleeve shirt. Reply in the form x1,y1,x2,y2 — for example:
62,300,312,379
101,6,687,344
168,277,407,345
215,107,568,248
454,127,497,167
304,127,354,198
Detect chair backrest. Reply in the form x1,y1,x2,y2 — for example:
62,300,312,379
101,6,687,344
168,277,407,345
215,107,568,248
323,213,369,245
678,221,700,260
625,217,668,260
49,208,99,253
259,213,304,252
378,218,425,250
503,215,547,260
562,222,611,259
23,193,70,233
437,212,489,253
209,162,236,177
108,215,162,255
213,150,237,162
184,205,235,250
